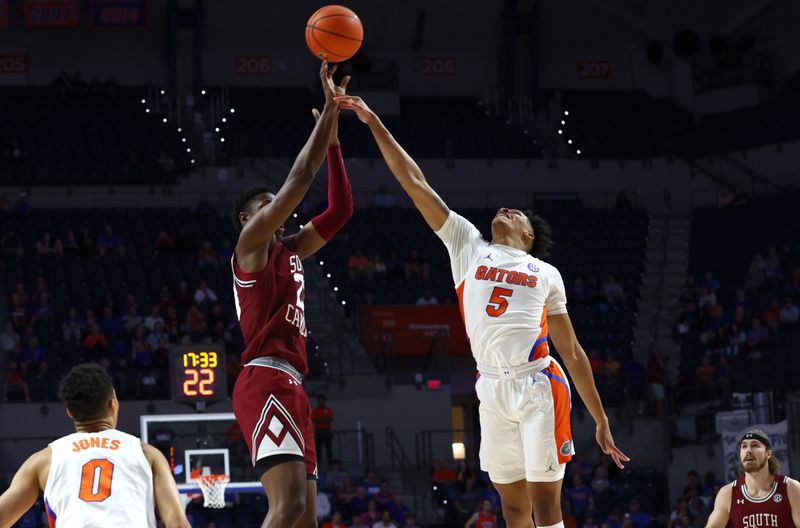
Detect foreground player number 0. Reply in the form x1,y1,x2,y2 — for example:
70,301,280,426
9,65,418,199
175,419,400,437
79,459,114,502
486,287,514,317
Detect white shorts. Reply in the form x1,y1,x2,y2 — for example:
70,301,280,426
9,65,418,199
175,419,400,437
475,357,574,484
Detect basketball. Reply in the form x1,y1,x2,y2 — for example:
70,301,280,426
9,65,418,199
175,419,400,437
305,5,363,62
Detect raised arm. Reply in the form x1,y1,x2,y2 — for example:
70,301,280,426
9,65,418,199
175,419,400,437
0,449,48,528
547,312,630,469
705,484,731,528
236,61,342,257
283,78,354,260
141,443,190,528
335,95,449,231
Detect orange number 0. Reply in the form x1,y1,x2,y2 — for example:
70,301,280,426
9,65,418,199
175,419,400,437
183,369,215,396
486,287,514,317
79,459,114,502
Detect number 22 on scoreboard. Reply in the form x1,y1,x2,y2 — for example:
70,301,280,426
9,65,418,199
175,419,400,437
183,368,215,396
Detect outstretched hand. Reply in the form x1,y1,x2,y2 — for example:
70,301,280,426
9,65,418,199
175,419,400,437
333,95,376,125
312,71,350,145
596,421,631,469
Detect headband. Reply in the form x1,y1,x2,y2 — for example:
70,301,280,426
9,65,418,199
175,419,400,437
740,431,771,449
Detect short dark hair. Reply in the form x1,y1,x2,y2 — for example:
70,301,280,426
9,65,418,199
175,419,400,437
57,363,114,422
232,185,274,232
523,210,555,258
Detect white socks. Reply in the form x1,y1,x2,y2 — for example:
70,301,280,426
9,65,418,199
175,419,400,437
537,523,565,528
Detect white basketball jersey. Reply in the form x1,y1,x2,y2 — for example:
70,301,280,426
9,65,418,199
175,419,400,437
435,211,568,368
44,429,155,527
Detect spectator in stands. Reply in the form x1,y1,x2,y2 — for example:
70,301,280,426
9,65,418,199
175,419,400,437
746,319,770,357
144,306,164,331
1,230,23,258
683,471,703,497
130,326,150,366
312,393,334,466
603,274,625,304
686,489,707,525
694,357,715,384
315,487,332,523
174,228,196,255
432,459,458,485
403,513,420,528
733,290,752,313
63,230,80,255
322,511,344,528
373,510,397,528
97,225,125,256
197,240,219,269
588,276,604,305
374,481,395,511
325,459,348,493
122,304,143,333
746,254,766,291
34,232,63,256
12,193,31,216
82,324,109,354
0,321,19,353
581,512,599,528
194,281,219,305
154,230,174,254
21,336,45,369
703,272,720,292
372,254,387,279
192,194,217,216
214,192,231,220
365,501,380,525
566,473,594,519
587,349,604,375
404,249,429,281
82,309,98,339
348,249,373,280
762,298,781,330
77,226,98,255
602,354,621,378
4,361,30,402
174,281,193,311
350,487,372,516
568,277,590,304
625,499,651,528
33,291,54,325
99,306,124,338
373,184,397,207
390,495,410,526
184,305,207,340
416,290,439,306
11,283,30,327
453,475,481,526
590,466,610,496
780,297,799,326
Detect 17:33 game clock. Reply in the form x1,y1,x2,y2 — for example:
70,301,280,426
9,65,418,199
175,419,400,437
169,344,227,405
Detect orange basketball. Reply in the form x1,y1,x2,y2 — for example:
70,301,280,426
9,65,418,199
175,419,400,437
305,5,363,62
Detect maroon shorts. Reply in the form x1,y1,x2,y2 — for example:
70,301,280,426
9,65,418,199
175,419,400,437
232,364,317,477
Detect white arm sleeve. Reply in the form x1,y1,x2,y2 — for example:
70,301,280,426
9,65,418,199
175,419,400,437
545,265,568,315
434,211,484,285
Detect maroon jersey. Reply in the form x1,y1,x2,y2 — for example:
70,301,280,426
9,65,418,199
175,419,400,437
729,474,794,528
232,240,308,374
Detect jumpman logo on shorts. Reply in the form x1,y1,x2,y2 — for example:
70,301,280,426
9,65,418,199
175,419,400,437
546,464,556,473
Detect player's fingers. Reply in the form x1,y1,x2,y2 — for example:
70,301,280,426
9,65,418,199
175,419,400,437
329,63,338,77
611,451,626,469
340,75,351,90
611,445,631,461
320,60,329,77
311,108,320,122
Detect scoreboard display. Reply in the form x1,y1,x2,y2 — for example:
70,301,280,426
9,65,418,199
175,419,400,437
169,344,227,405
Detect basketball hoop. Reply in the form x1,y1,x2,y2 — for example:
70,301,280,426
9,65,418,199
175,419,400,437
193,474,230,508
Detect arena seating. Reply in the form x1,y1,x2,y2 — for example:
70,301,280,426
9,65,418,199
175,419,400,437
0,86,189,186
679,191,800,391
225,86,542,159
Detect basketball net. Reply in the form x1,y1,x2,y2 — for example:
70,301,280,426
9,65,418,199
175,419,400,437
193,474,230,509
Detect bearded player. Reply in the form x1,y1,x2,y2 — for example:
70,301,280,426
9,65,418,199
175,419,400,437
706,429,800,527
337,93,629,528
231,61,353,528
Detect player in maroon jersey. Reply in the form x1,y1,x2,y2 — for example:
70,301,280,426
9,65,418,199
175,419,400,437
230,61,353,528
706,429,800,527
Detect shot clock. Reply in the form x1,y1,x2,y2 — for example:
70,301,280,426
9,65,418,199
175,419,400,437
170,344,227,405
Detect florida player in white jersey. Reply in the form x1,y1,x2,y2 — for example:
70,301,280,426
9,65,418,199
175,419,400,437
338,94,630,528
0,363,188,528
